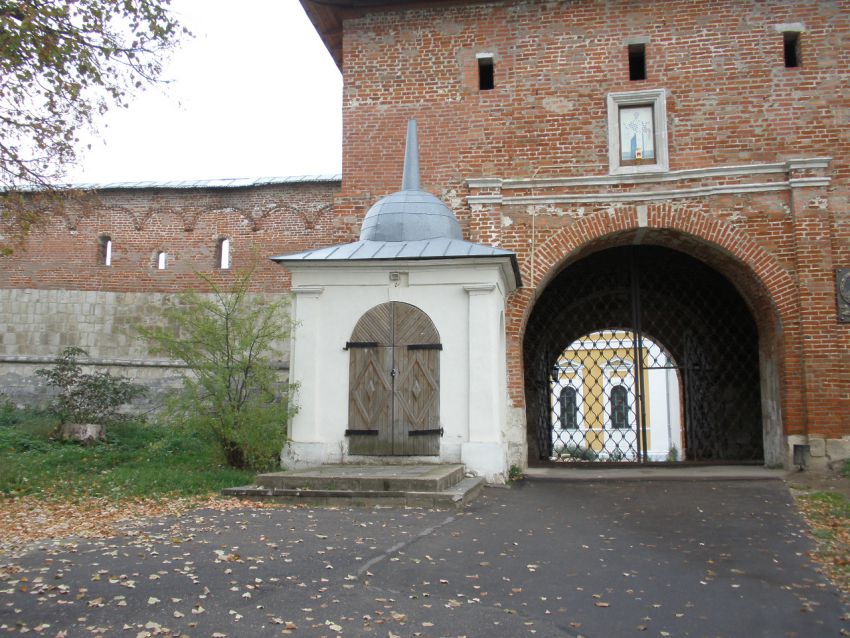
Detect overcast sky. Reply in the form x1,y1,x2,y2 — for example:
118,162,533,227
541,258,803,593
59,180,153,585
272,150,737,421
66,0,343,185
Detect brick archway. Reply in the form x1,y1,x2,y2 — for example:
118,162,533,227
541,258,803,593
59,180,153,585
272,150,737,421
519,206,797,324
506,206,798,467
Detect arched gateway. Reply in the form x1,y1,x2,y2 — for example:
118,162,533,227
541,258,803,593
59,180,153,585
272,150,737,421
524,244,769,464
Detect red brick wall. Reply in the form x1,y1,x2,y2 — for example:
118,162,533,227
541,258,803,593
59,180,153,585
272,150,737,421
339,0,850,441
3,0,848,446
341,0,849,190
0,181,343,293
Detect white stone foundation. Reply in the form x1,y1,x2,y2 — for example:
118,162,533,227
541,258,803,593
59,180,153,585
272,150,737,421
461,442,508,483
787,435,850,472
281,442,338,471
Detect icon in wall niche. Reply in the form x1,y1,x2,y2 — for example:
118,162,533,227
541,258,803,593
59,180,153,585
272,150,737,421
837,268,850,323
620,105,655,163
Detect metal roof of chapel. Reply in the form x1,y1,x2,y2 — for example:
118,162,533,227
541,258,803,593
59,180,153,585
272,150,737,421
271,120,521,287
275,237,515,261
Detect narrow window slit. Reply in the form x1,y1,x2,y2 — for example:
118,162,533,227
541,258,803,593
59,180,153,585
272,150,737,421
783,31,801,67
156,251,167,270
628,44,646,81
216,237,231,269
478,56,494,91
98,236,112,266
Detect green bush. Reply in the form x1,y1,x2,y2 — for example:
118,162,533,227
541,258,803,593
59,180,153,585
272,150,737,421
138,267,296,472
35,347,144,425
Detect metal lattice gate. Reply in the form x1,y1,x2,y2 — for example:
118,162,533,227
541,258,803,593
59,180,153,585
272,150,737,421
526,245,763,463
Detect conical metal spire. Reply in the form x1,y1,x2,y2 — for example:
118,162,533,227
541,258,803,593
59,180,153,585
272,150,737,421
401,119,420,191
358,118,463,242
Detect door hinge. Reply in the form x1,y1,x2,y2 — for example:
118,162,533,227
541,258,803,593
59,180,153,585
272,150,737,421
409,428,444,437
407,343,442,351
344,341,379,350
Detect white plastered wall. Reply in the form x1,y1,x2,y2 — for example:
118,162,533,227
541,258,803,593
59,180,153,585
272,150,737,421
280,258,515,483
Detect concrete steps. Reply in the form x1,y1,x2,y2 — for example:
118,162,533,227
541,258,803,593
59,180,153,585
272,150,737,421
221,464,484,509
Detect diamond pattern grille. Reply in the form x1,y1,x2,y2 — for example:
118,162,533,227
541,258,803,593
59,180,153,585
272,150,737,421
525,245,763,463
550,331,675,462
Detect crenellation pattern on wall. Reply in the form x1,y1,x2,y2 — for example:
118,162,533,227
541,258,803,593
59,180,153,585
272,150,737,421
0,180,342,294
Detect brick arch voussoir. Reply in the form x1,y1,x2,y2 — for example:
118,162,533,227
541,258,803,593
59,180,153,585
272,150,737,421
512,207,798,336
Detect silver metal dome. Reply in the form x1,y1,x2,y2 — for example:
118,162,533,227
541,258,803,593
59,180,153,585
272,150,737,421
359,120,463,242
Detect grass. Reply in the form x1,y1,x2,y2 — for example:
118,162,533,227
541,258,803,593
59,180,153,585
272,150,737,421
0,407,255,501
795,489,850,596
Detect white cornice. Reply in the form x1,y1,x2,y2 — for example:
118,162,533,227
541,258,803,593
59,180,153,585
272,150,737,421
787,158,831,171
469,181,796,205
284,257,521,292
291,286,325,297
464,283,497,295
468,177,503,188
466,158,832,206
466,158,832,191
468,195,503,204
788,177,832,189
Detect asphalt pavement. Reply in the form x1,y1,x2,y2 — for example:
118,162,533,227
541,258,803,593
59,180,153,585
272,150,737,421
1,479,847,637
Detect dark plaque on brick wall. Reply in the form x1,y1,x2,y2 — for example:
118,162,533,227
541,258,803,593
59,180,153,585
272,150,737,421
838,269,850,323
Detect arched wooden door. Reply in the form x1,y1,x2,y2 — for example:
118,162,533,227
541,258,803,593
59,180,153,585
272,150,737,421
346,302,441,456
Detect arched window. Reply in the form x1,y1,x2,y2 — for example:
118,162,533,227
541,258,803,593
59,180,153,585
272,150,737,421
216,238,231,269
156,251,167,270
98,236,112,266
610,385,629,429
559,387,578,430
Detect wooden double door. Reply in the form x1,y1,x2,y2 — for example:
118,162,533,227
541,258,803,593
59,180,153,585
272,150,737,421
346,302,441,456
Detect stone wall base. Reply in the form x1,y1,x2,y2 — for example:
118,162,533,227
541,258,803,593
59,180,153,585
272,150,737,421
280,440,509,484
787,435,850,472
